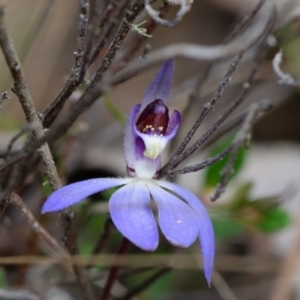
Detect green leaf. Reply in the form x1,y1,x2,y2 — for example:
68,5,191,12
226,182,252,211
41,176,52,196
204,135,247,187
0,268,6,287
258,206,292,233
212,218,244,241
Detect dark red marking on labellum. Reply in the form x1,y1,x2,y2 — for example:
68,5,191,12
136,99,169,135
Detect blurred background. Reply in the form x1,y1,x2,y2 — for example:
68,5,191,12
0,0,300,299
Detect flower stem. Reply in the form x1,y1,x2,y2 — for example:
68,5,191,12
100,237,131,300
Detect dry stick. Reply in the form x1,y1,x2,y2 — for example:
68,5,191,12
159,51,246,178
86,0,127,68
0,2,275,175
60,210,96,300
145,0,191,27
171,0,266,154
212,271,240,300
168,1,266,160
9,192,65,255
3,125,35,159
0,193,10,220
100,238,131,300
112,0,273,85
89,0,145,89
0,5,60,190
42,0,90,128
45,0,143,127
272,49,300,86
112,0,171,73
171,144,234,176
172,99,273,176
93,217,114,255
161,29,274,179
210,102,264,201
224,0,265,43
118,267,171,300
0,6,94,300
177,51,244,156
0,253,280,273
202,98,273,150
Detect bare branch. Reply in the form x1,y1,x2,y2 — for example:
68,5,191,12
119,267,171,300
159,15,275,178
272,49,300,86
0,6,95,300
89,0,145,88
42,0,91,128
100,238,131,300
0,193,9,220
112,0,274,84
209,101,268,201
0,5,60,190
3,125,35,159
174,51,245,157
9,192,66,255
145,0,191,28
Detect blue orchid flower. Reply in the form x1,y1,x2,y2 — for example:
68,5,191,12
41,60,215,283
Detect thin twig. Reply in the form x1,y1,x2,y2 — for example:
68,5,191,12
203,98,273,149
101,238,131,300
0,5,60,190
170,144,234,176
60,210,96,300
209,102,265,201
0,193,10,220
112,0,171,72
0,253,280,273
212,271,240,300
89,0,145,88
86,0,127,69
0,1,275,176
175,51,245,157
272,49,300,86
3,125,35,159
224,0,265,43
112,0,273,85
172,100,273,176
0,6,94,300
159,17,274,178
118,267,171,300
93,217,114,255
42,0,90,128
9,192,65,255
145,0,190,28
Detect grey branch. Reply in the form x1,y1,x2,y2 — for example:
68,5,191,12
272,49,300,86
145,0,191,28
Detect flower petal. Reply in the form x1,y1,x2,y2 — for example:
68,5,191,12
147,182,199,248
166,110,181,137
156,180,214,284
109,180,159,251
124,104,140,169
41,178,132,213
141,60,174,111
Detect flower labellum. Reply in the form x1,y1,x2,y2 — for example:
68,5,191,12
41,60,215,284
